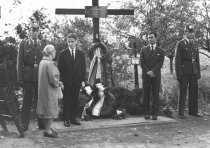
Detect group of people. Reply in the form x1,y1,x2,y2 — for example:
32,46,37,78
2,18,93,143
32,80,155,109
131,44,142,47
140,25,201,120
16,18,202,139
17,20,86,138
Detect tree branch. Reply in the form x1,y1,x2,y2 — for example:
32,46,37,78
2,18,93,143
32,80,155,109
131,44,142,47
199,51,210,58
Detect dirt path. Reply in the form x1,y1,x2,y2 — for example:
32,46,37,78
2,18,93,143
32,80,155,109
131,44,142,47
1,115,210,148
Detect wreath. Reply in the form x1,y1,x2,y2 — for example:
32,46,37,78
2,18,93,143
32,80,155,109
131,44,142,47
88,42,109,62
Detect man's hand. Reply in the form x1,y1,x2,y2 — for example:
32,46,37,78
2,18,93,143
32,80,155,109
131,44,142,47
147,71,156,78
177,76,182,81
81,81,86,88
197,75,201,79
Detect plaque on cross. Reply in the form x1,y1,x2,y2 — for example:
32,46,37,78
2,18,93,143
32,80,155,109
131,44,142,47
55,0,134,43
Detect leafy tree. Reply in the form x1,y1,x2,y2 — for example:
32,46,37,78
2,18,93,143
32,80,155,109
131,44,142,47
104,0,201,74
193,0,210,58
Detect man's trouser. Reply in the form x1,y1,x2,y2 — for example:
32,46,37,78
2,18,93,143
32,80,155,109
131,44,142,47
21,82,44,129
178,74,198,116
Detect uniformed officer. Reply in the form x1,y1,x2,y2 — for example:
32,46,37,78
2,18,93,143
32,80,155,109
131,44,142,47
175,24,202,119
17,19,46,131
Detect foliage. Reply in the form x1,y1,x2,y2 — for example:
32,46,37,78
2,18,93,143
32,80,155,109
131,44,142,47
15,8,50,40
0,39,18,89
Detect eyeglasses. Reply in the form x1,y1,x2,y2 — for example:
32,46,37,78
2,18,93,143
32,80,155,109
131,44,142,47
31,27,39,32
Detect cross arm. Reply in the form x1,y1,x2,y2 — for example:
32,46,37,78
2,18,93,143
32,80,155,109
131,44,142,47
107,9,134,15
55,9,85,15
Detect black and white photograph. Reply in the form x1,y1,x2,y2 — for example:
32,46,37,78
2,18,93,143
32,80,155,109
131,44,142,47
0,0,210,147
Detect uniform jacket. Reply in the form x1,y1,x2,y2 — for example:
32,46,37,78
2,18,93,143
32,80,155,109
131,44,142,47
36,57,60,118
58,48,86,87
175,38,201,78
17,38,45,82
140,45,165,78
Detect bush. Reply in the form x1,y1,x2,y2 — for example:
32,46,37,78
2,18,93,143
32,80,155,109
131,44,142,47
160,73,179,110
198,69,210,112
160,68,210,114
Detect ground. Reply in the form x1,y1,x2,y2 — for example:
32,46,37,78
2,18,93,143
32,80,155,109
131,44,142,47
1,113,210,148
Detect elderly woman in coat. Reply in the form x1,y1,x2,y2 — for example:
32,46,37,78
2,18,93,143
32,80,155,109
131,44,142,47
36,44,63,138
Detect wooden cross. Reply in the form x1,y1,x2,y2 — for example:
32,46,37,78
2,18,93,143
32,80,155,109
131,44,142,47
55,0,134,43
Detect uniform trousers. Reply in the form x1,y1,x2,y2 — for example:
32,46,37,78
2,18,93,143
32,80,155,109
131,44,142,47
178,74,198,116
21,82,43,129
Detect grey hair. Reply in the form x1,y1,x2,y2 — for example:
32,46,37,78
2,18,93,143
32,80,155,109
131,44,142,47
42,44,55,57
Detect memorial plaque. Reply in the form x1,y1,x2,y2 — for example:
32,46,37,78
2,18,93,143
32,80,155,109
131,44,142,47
131,57,140,65
85,6,107,18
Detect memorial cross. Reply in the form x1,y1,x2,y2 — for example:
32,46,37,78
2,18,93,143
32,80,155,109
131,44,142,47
55,0,134,42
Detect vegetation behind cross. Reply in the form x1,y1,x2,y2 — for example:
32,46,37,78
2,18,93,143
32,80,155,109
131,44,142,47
55,0,134,43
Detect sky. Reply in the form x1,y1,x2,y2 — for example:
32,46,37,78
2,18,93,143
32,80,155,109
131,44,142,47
0,0,129,37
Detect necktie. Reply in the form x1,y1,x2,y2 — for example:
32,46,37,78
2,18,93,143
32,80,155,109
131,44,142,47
71,49,74,59
34,40,37,48
151,45,154,53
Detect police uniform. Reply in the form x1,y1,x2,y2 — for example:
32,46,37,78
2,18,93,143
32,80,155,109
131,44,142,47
17,31,46,130
175,25,201,118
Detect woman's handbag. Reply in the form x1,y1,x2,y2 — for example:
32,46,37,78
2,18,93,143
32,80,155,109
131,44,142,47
57,87,63,99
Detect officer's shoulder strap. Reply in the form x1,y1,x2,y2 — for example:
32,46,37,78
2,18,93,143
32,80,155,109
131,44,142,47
180,38,188,44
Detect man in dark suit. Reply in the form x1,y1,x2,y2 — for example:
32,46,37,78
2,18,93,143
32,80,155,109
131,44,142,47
140,31,164,120
175,25,201,119
58,33,86,127
17,19,45,131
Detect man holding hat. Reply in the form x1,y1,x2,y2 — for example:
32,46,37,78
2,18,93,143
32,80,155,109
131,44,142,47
175,24,201,119
17,18,46,131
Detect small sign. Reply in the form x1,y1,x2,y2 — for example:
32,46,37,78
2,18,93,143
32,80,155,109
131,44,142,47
131,57,140,65
85,6,107,18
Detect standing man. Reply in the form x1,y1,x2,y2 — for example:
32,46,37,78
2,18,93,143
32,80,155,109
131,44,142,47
140,31,164,120
17,19,45,131
175,25,201,119
58,33,86,127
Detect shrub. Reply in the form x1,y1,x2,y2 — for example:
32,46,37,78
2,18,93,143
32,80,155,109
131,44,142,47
160,73,179,110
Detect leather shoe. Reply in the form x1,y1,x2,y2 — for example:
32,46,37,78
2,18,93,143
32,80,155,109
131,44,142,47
152,115,157,120
189,113,202,117
70,119,81,125
178,114,185,119
144,115,150,120
44,132,58,138
64,121,70,127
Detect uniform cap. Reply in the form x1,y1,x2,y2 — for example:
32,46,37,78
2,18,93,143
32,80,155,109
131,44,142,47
29,18,39,29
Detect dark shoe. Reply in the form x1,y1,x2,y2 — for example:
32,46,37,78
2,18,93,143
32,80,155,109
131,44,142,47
44,132,58,138
70,119,81,125
178,114,185,119
189,112,202,117
64,121,70,127
152,115,157,120
144,115,150,120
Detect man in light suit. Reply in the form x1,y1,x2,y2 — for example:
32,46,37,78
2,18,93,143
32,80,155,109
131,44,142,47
140,31,164,120
175,25,201,119
58,33,86,127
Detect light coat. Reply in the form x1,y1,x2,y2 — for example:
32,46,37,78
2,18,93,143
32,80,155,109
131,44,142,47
36,57,60,118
